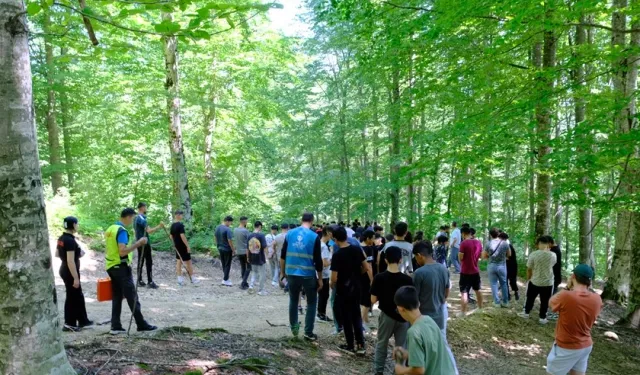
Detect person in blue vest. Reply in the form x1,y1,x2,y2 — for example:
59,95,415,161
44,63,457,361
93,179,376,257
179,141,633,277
279,212,323,341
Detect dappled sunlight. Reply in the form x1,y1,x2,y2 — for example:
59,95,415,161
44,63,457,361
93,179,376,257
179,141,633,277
187,358,217,367
192,302,206,307
283,348,302,358
322,348,344,362
491,337,544,356
462,348,494,360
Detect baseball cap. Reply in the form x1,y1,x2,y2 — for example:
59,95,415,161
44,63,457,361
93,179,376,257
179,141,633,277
573,264,594,281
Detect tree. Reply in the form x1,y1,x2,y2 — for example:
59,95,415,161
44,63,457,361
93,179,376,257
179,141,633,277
0,2,74,373
43,12,63,194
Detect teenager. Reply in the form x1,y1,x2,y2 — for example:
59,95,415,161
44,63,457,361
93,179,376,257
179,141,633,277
392,286,457,375
448,222,462,273
234,216,251,290
434,235,449,266
483,229,511,307
247,221,268,295
317,226,333,322
170,210,199,286
519,235,557,324
433,225,448,243
360,229,376,330
371,247,413,375
273,223,289,286
266,225,279,287
550,237,563,294
215,216,235,286
58,216,92,332
507,241,520,301
377,222,413,275
134,202,164,288
459,227,484,315
546,264,602,375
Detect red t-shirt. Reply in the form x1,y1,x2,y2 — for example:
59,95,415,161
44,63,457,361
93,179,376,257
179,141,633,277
459,239,481,274
553,290,602,349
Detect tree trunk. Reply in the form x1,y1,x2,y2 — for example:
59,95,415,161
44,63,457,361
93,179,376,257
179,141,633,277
0,3,74,373
59,47,74,192
389,67,401,225
564,205,570,270
203,55,218,224
528,42,541,255
162,12,193,222
44,14,63,195
482,165,492,233
626,211,640,327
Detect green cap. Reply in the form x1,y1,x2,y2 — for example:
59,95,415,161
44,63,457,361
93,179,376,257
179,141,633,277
573,264,594,280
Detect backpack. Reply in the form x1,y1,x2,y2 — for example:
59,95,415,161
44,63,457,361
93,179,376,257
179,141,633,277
248,237,262,255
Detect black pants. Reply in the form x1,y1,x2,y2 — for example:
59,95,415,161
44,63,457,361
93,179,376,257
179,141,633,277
60,267,89,326
220,251,232,281
107,265,146,329
318,278,330,316
137,243,153,283
524,282,553,319
237,254,252,287
508,273,518,293
336,293,364,348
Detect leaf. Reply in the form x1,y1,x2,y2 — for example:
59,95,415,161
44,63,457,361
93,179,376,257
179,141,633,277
27,3,41,16
154,20,181,34
225,15,235,28
191,29,211,40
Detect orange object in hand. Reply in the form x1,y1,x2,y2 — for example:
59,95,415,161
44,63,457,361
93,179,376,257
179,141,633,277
97,277,113,302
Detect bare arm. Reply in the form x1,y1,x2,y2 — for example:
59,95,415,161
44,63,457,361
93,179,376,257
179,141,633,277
371,295,378,305
180,233,190,252
445,287,450,299
549,291,563,312
458,251,464,261
526,267,533,281
146,222,164,234
330,270,338,289
395,365,425,375
118,238,146,257
363,260,373,285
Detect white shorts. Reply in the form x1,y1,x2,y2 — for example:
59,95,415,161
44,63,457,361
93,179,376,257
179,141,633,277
546,343,592,375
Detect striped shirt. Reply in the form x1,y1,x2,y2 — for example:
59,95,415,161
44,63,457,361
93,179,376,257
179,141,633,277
527,250,557,286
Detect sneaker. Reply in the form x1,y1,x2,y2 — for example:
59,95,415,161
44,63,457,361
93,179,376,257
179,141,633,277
110,327,126,335
191,277,201,284
248,287,256,294
355,344,366,356
291,323,300,337
257,291,269,296
304,333,318,342
147,281,159,289
547,312,558,320
79,320,94,328
240,284,249,290
493,302,501,308
337,344,355,355
137,324,158,332
539,318,549,325
221,280,227,285
63,324,80,332
137,280,146,287
518,312,530,319
272,281,278,287
331,328,344,335
501,303,510,308
177,276,185,286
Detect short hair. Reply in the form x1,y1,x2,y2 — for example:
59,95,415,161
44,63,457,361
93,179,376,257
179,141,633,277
374,225,383,232
385,246,402,263
240,216,248,221
437,235,449,244
444,225,450,230
547,235,556,245
462,223,470,228
271,225,278,230
439,225,446,230
374,233,382,239
385,233,394,242
394,286,419,310
413,241,434,257
302,212,314,223
333,226,347,242
394,222,408,237
489,227,500,239
461,227,471,235
281,223,290,229
498,232,509,240
414,231,424,241
452,221,457,227
536,235,552,245
254,221,263,228
470,228,476,236
362,229,375,241
224,215,233,222
121,208,136,218
174,209,184,216
354,232,361,240
137,202,147,209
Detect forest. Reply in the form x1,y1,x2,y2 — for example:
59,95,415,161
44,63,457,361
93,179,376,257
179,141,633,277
1,0,640,374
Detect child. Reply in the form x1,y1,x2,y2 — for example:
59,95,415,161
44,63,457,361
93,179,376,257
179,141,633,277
392,286,457,375
170,210,199,285
434,235,449,266
519,235,557,324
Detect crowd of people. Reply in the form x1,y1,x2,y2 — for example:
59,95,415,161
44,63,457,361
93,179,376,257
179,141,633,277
55,207,603,375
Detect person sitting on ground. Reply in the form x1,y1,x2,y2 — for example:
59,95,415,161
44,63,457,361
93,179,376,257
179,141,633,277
546,264,602,375
371,247,413,375
482,229,511,308
392,286,458,375
506,240,520,301
434,235,449,267
377,222,413,275
170,210,199,286
317,226,333,322
215,216,235,286
459,227,484,315
519,235,557,324
248,221,269,295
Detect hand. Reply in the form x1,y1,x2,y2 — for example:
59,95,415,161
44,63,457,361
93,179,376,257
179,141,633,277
139,237,148,246
159,222,165,228
394,364,408,375
393,346,408,362
317,278,323,291
232,251,236,257
187,247,191,253
73,278,80,289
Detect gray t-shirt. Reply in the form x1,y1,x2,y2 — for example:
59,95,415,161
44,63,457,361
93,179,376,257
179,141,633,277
382,240,414,273
484,239,510,265
274,232,287,258
234,227,250,255
215,224,233,252
527,250,557,287
413,263,450,330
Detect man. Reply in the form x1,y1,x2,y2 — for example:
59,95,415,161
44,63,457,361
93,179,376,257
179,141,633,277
331,226,371,355
248,221,268,295
433,225,448,243
266,225,279,287
371,247,413,375
374,225,386,246
377,222,413,275
392,286,458,375
280,212,324,341
546,264,602,375
273,223,289,286
234,216,251,290
360,229,377,330
550,237,563,294
448,221,462,274
170,210,199,286
318,226,334,322
105,208,157,334
215,216,235,286
458,226,484,315
57,216,92,332
519,235,557,324
134,202,164,288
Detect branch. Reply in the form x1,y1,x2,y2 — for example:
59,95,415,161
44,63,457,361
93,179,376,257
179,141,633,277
77,0,99,45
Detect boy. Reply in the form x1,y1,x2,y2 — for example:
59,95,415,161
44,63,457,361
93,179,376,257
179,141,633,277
546,264,602,375
247,221,268,295
371,247,413,375
234,216,251,290
412,241,450,338
170,210,200,285
317,226,333,322
434,235,449,266
393,286,457,375
519,235,557,324
360,229,377,330
215,216,235,286
377,222,413,275
266,225,279,287
134,202,164,288
458,227,484,314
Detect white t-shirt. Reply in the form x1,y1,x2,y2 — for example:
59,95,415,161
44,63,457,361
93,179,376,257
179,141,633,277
345,227,355,238
450,228,462,248
266,233,277,257
321,241,332,279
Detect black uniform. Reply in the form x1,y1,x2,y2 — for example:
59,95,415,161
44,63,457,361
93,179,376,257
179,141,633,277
57,232,90,327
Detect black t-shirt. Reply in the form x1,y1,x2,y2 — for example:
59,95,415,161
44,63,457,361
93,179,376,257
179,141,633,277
247,232,268,265
332,244,365,297
171,222,187,252
370,270,414,322
57,232,81,272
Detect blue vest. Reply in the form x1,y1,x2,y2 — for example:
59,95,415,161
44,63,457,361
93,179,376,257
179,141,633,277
285,226,318,277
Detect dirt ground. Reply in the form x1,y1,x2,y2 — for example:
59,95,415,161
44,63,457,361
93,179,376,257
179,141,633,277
54,238,640,374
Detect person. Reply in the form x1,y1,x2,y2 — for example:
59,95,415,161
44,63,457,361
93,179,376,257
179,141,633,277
360,229,376,330
507,241,520,301
170,210,199,286
234,216,251,290
413,231,424,245
392,286,458,375
374,225,386,246
273,223,289,287
550,237,563,294
134,202,164,288
57,216,92,332
215,216,235,286
433,225,448,243
377,222,413,275
483,229,511,307
448,221,462,274
412,241,451,339
459,226,484,315
280,212,324,341
371,247,413,375
266,225,279,287
247,221,268,295
546,264,602,375
317,226,333,322
343,221,355,238
519,235,557,324
331,226,371,355
105,208,157,334
326,225,344,335
434,235,449,266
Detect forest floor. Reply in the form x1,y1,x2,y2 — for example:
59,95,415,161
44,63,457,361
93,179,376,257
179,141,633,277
55,238,640,375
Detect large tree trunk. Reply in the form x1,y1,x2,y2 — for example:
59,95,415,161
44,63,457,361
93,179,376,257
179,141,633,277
203,55,218,224
0,3,74,373
389,67,401,225
627,211,640,327
59,47,74,192
43,14,63,195
162,12,193,222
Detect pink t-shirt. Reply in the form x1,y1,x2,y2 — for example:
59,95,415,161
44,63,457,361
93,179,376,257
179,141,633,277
460,239,482,274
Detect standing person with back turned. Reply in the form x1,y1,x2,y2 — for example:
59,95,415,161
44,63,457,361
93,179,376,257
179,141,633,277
273,223,289,286
280,213,323,341
234,216,251,290
134,202,164,289
247,221,268,295
58,216,92,332
459,226,484,315
448,221,462,274
215,216,235,286
170,210,200,286
377,222,413,275
519,235,557,324
266,225,279,287
105,208,157,335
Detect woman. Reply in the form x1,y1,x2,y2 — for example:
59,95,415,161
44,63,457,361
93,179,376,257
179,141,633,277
482,229,511,307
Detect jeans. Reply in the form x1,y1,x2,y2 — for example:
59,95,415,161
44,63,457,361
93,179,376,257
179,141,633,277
524,281,553,319
449,247,461,273
252,264,266,292
330,287,343,331
137,242,153,283
318,277,330,316
336,292,364,348
288,275,318,336
269,256,279,282
219,251,232,281
237,254,252,287
106,265,146,329
374,311,409,372
60,267,89,326
488,263,509,304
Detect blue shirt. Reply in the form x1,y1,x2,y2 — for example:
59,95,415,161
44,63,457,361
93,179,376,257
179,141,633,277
134,214,148,240
116,221,129,245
